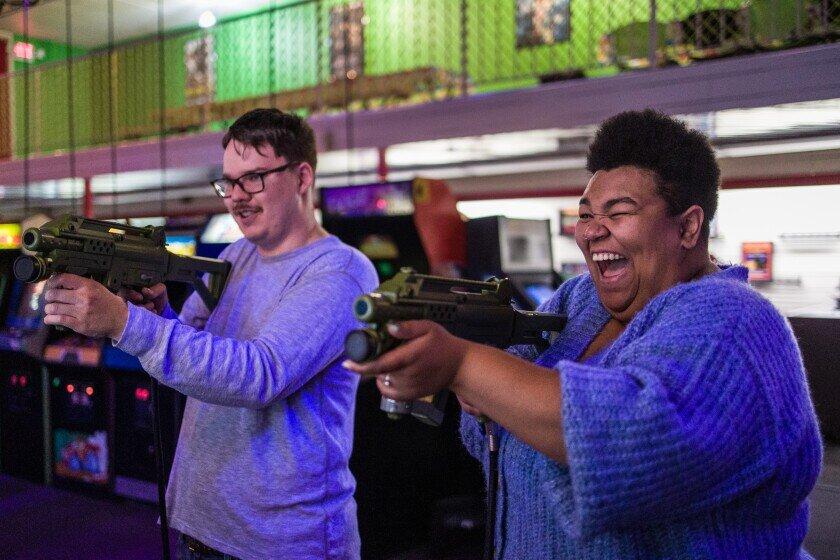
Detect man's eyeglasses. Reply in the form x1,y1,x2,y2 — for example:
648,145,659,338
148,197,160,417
211,162,299,198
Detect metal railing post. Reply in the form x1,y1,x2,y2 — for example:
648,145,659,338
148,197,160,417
648,0,658,68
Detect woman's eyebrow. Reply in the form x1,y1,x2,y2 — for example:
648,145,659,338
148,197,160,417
602,197,639,211
578,196,638,210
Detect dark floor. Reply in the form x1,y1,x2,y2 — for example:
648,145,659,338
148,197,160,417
0,475,176,560
1,447,838,560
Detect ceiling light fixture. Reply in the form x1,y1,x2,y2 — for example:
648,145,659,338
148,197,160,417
198,10,217,29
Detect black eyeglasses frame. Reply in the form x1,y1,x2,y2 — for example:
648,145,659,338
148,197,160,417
210,161,299,198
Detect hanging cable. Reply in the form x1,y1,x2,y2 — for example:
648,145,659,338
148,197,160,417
341,2,356,185
153,2,172,560
157,0,167,218
107,0,118,219
269,0,276,108
65,0,78,215
22,0,31,216
483,420,498,560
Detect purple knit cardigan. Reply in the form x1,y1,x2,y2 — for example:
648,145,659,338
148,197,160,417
461,265,822,559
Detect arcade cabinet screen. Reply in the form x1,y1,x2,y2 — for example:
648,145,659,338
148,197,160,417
5,280,46,331
129,216,165,228
320,182,414,217
166,234,197,257
0,223,22,249
53,429,109,484
201,214,244,244
523,283,556,307
499,218,553,273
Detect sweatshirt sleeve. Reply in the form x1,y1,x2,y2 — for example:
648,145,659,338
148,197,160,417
116,270,367,409
541,283,809,538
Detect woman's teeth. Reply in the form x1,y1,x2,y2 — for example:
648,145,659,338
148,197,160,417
592,252,624,262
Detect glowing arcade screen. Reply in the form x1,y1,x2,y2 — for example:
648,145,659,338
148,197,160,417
53,428,109,485
523,283,556,307
200,214,244,244
4,280,46,331
129,216,165,228
166,234,197,256
320,182,415,218
0,224,22,249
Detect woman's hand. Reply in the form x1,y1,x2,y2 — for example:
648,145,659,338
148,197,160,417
343,320,471,400
346,320,568,462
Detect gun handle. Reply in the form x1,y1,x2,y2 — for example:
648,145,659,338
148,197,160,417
380,390,449,427
168,255,232,313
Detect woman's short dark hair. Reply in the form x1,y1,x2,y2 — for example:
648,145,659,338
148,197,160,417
222,108,317,171
586,109,719,239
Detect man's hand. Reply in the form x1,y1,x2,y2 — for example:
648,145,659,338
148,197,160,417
120,283,168,315
44,274,129,339
343,320,471,400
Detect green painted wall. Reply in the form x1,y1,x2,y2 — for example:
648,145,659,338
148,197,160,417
8,0,805,158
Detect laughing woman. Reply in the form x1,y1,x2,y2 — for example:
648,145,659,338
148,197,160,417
346,109,823,560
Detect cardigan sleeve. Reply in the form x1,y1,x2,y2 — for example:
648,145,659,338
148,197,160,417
540,282,809,538
459,275,582,464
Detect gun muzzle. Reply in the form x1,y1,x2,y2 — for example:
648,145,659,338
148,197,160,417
21,227,66,253
13,254,50,283
352,295,377,322
22,228,44,251
344,328,386,363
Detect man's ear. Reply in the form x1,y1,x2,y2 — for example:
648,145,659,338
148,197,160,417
679,205,705,249
296,162,315,195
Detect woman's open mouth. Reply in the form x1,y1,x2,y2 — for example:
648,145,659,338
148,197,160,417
592,252,629,281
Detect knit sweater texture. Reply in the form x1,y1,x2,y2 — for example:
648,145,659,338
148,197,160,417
461,265,822,559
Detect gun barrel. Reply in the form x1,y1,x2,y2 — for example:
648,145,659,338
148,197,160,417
356,296,494,325
21,228,77,253
13,255,50,283
353,296,433,323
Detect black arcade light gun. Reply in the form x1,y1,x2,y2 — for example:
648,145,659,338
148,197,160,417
13,215,231,311
344,268,567,426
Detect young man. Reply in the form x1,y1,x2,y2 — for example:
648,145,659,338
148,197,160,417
43,109,378,560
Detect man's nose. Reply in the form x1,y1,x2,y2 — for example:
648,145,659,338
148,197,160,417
228,182,251,202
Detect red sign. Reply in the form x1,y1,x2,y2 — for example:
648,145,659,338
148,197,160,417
13,42,34,60
741,242,774,282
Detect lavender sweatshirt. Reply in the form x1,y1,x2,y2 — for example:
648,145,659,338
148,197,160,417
462,265,822,559
116,235,378,560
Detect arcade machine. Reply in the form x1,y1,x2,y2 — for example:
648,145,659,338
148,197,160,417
0,223,21,322
110,358,182,503
0,222,50,483
196,212,242,260
106,317,183,503
467,216,558,310
320,180,432,280
319,178,483,559
44,320,115,494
